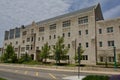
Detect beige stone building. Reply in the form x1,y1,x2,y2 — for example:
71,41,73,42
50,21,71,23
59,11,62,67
3,3,120,65
97,18,120,63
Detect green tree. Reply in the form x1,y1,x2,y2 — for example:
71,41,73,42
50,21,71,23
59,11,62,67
1,44,17,63
53,36,69,64
18,53,32,63
74,46,84,63
40,43,50,63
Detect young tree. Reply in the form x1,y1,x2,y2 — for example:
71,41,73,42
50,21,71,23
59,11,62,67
18,53,32,63
74,46,84,63
40,43,50,63
53,36,69,64
2,44,17,63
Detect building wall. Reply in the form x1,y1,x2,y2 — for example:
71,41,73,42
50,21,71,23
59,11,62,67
4,4,120,65
97,18,120,63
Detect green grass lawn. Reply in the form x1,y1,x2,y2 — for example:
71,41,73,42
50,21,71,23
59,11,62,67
0,78,7,80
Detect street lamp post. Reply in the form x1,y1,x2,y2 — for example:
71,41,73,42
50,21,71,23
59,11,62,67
113,46,117,69
78,46,81,79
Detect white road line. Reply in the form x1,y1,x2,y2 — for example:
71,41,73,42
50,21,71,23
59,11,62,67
35,72,39,76
49,73,57,80
24,71,28,74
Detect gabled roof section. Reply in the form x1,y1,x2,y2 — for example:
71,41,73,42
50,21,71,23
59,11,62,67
94,3,104,21
36,4,97,25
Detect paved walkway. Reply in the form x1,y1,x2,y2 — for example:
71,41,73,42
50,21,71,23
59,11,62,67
63,76,85,80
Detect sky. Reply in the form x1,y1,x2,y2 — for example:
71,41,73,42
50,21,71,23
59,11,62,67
0,0,120,47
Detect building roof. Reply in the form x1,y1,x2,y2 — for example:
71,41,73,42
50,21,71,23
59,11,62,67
33,4,97,25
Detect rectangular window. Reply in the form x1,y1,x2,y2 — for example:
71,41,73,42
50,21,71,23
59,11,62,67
22,31,27,36
21,47,25,52
78,16,88,24
107,27,113,33
85,30,88,35
27,38,30,42
68,44,70,48
15,48,18,52
82,55,88,60
39,27,44,32
108,40,114,46
31,29,34,34
23,40,25,44
108,56,114,62
42,37,44,40
16,41,18,45
63,33,65,37
26,45,29,50
79,43,81,47
100,57,104,62
9,29,14,39
38,37,40,41
36,47,39,50
4,31,9,40
50,24,56,30
86,42,89,48
31,37,34,42
54,35,56,39
15,28,20,38
79,30,81,35
62,20,71,27
31,45,33,50
68,32,70,37
99,29,102,34
99,41,102,47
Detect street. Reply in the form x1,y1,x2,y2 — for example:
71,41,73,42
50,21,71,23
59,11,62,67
0,64,110,80
0,64,77,80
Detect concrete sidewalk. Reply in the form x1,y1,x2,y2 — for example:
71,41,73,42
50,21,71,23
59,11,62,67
0,63,120,75
63,76,85,80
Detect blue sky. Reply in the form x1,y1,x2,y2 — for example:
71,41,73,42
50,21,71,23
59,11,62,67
0,0,120,47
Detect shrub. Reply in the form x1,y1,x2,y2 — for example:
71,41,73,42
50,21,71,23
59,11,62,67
18,54,32,63
82,75,109,80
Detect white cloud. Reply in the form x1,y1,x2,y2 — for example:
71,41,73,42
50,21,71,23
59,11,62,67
0,0,71,47
0,0,119,47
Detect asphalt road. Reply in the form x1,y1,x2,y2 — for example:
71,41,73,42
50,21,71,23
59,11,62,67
0,65,76,80
0,64,109,80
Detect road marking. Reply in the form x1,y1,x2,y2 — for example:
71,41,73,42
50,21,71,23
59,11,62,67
24,71,28,74
49,73,57,80
35,72,39,76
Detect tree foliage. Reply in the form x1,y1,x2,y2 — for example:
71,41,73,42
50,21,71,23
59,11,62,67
1,44,17,63
74,46,84,63
39,43,50,63
18,53,32,63
53,36,69,64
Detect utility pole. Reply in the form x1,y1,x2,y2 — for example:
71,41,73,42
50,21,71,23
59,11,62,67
113,46,117,69
75,39,77,62
78,46,81,79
